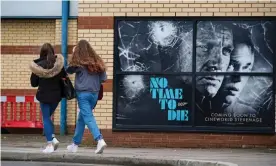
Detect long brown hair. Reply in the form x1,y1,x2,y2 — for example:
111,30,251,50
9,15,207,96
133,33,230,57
40,43,56,69
70,40,106,73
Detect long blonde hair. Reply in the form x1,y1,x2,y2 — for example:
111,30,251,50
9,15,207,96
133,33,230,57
70,40,106,73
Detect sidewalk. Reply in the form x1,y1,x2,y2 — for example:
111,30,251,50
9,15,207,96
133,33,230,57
1,134,276,166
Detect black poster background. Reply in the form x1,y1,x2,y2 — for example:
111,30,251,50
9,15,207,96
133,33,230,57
114,17,276,133
195,76,274,127
116,75,192,126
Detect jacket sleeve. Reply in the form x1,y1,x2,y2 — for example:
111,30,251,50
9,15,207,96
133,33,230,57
30,73,39,87
100,71,107,83
61,67,67,77
66,66,78,74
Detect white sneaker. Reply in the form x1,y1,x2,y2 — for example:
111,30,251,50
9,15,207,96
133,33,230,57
67,143,78,153
42,144,54,154
52,137,59,151
95,139,107,154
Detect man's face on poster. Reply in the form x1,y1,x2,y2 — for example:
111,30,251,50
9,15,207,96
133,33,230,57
219,43,254,105
195,22,234,98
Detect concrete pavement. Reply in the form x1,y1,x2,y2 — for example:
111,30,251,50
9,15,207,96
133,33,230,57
2,161,122,166
1,134,276,166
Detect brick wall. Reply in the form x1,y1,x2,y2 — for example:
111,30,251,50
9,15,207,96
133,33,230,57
78,28,114,79
78,0,276,17
78,0,276,148
53,19,78,127
78,0,276,130
1,20,56,89
78,26,114,130
1,20,56,46
1,0,275,148
1,54,38,89
1,19,78,130
83,129,276,148
55,19,78,46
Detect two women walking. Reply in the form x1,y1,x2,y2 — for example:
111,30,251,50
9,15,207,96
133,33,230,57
30,40,107,154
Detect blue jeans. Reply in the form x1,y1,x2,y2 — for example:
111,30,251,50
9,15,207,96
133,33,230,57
40,103,58,143
73,92,102,145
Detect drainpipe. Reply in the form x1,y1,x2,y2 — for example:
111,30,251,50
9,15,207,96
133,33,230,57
60,0,69,135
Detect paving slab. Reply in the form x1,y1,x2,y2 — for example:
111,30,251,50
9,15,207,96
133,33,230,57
2,161,121,166
1,134,276,166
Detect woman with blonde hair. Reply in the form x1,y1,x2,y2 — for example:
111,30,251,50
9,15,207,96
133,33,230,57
66,40,107,154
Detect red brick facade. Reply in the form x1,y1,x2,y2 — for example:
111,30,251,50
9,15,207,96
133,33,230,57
1,46,42,55
1,80,113,95
2,0,276,148
77,14,276,148
1,89,37,96
78,16,114,29
1,45,75,55
82,129,276,148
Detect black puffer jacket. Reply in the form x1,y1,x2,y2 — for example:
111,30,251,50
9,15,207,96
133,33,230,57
30,54,66,103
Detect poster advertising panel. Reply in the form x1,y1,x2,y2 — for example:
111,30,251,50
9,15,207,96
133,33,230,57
113,17,276,133
116,75,192,127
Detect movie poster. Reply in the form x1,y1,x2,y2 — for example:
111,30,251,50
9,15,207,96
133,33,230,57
114,19,275,132
117,20,193,73
116,75,192,126
116,20,193,127
195,76,274,127
194,21,275,128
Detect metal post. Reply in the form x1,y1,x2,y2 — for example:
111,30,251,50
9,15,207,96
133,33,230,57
60,0,69,135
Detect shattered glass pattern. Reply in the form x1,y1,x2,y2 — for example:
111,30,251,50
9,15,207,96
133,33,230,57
116,75,148,119
195,75,274,127
115,19,275,129
195,21,275,73
116,75,148,120
117,21,193,72
238,76,273,113
196,21,234,73
249,21,275,72
118,20,275,73
116,75,193,125
194,21,275,127
122,75,146,100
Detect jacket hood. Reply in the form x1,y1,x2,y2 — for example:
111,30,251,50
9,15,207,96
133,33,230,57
29,54,64,78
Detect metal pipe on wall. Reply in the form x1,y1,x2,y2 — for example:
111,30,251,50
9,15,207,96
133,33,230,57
60,0,69,135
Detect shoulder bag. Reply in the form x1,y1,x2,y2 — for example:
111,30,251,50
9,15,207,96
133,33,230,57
61,77,76,100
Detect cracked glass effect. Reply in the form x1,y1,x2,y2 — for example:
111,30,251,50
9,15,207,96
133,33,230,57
233,21,275,73
117,21,193,72
115,19,275,129
117,20,193,113
116,74,148,120
194,21,275,127
196,21,234,73
194,76,274,128
195,21,275,73
116,75,148,121
238,76,273,113
122,75,146,100
116,75,192,125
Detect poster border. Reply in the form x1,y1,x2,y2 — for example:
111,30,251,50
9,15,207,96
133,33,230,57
112,16,276,134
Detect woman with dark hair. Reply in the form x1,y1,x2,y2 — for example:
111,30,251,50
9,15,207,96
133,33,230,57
29,43,66,153
66,40,107,154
